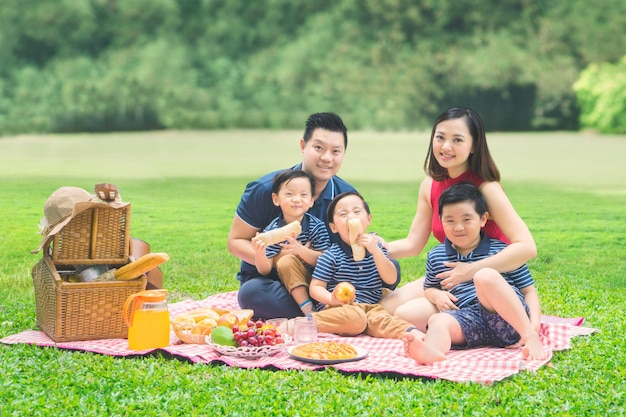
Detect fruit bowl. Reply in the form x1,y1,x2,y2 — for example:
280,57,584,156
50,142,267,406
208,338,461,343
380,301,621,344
210,336,292,359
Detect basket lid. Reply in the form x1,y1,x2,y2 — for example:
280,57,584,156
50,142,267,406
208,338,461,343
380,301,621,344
32,186,130,254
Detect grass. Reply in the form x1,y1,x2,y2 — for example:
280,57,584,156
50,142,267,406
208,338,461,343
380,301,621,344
1,131,625,416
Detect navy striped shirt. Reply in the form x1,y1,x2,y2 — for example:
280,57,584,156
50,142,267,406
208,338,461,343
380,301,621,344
265,213,330,271
313,240,389,305
425,233,534,308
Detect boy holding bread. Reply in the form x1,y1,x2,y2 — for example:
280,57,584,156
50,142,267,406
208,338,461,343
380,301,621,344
281,191,415,338
252,169,330,315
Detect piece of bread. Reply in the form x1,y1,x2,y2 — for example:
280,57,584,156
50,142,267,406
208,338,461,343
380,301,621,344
115,253,170,280
256,220,302,245
348,218,365,261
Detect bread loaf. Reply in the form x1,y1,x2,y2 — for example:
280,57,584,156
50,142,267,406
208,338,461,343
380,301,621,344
256,220,302,245
348,218,365,261
115,252,170,280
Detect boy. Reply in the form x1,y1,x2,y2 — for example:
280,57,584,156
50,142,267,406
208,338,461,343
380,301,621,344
251,170,330,315
282,191,414,338
404,182,547,363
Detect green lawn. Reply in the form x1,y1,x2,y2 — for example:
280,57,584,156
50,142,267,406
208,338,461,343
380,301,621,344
1,131,625,416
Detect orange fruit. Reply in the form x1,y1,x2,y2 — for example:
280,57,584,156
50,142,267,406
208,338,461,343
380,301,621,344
217,313,238,329
192,318,218,335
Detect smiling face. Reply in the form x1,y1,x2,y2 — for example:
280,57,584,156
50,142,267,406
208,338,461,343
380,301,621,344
432,117,474,178
300,128,346,193
440,200,488,256
329,194,371,245
272,176,314,222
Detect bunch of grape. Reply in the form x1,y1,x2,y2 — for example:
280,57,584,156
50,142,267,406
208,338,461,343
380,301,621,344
232,320,285,347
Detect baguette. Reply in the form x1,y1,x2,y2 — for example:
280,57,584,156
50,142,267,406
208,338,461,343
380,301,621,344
93,252,169,282
256,220,302,245
348,218,365,261
115,252,169,280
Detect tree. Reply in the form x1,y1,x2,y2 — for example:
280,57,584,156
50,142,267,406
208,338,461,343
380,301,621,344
574,56,626,134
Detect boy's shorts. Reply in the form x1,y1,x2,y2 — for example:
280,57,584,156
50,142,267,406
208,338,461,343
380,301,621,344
445,297,530,349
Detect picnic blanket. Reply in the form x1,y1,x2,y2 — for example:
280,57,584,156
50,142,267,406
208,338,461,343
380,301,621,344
1,291,597,384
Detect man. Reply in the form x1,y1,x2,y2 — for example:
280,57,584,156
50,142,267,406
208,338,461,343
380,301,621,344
228,112,399,319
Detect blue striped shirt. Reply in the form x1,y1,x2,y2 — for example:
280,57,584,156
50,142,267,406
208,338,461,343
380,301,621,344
238,213,330,282
265,213,330,271
313,240,388,305
425,233,535,308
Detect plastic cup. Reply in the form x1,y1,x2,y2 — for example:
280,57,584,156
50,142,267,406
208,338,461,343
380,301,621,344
266,318,288,334
293,316,318,343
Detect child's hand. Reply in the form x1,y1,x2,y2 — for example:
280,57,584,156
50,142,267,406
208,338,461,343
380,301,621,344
372,233,388,249
355,232,379,253
251,235,267,254
279,236,304,256
329,289,351,306
431,290,459,312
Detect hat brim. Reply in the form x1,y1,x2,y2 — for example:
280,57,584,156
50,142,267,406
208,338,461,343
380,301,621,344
32,200,130,254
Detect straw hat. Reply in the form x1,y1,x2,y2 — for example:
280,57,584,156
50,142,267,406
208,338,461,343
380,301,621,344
32,186,129,254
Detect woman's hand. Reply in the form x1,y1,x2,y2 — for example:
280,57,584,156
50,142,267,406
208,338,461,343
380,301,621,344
437,261,475,289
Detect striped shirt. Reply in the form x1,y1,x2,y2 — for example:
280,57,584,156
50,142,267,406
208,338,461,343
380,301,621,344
424,233,534,308
313,240,388,305
265,213,330,271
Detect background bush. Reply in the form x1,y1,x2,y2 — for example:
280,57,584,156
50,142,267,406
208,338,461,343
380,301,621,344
1,0,625,134
574,56,626,134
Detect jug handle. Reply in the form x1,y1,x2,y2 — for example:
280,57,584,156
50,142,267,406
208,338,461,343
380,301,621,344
123,292,141,327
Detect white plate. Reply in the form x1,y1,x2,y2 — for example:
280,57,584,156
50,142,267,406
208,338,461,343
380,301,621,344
287,344,368,365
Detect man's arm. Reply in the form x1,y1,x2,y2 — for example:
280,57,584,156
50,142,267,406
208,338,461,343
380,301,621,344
227,216,260,266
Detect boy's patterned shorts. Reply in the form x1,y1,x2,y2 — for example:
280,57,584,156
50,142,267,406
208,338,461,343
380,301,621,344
445,297,530,349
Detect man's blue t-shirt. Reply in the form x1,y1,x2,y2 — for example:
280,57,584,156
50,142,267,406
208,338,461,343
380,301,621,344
235,163,356,283
235,163,356,243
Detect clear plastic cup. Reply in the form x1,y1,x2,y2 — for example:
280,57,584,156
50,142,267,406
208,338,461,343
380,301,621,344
293,316,318,343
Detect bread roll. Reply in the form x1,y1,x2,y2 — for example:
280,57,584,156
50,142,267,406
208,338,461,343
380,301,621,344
348,218,365,261
257,220,302,245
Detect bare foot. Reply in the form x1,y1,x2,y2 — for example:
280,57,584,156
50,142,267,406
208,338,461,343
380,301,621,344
403,331,446,364
521,334,548,360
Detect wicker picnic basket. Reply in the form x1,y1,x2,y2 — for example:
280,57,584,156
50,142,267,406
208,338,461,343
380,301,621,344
32,255,147,342
49,204,132,265
31,185,148,342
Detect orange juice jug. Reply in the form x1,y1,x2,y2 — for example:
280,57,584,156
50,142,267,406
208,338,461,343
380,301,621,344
123,289,170,350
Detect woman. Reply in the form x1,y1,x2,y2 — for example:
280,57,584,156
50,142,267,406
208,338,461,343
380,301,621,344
380,107,537,330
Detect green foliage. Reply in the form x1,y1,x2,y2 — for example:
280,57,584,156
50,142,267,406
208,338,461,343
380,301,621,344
1,132,626,415
1,0,626,133
573,55,626,134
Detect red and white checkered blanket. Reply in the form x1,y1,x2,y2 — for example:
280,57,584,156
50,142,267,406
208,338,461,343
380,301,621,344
1,291,596,384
